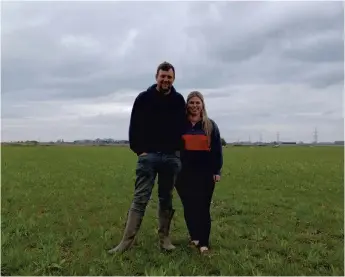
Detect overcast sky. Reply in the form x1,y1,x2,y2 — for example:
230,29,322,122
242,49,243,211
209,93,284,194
2,1,344,143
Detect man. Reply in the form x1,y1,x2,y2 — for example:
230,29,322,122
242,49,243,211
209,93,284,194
108,62,186,253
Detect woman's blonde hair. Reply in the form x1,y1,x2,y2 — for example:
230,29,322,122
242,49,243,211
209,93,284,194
186,91,213,146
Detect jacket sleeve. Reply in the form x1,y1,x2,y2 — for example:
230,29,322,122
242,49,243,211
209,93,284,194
210,119,223,175
170,93,186,152
177,94,187,144
128,93,145,155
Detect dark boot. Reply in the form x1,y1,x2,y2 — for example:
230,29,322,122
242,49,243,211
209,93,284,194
108,210,143,254
158,208,176,251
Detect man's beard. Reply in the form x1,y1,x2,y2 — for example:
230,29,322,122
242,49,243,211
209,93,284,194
158,84,171,94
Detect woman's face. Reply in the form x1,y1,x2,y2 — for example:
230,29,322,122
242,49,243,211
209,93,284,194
187,96,203,116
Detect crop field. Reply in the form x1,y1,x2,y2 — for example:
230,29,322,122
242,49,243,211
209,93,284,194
1,145,344,276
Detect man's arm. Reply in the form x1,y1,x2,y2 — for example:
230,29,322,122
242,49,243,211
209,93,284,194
129,93,145,156
177,93,186,128
176,93,187,150
210,119,223,176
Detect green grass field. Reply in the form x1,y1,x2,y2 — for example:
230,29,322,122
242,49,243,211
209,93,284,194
1,145,344,276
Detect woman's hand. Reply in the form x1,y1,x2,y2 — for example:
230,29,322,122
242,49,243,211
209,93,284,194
213,175,221,183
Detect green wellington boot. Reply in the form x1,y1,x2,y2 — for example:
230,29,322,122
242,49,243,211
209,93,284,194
108,210,143,254
158,208,176,251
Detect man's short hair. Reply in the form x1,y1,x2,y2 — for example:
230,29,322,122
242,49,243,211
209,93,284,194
156,61,175,76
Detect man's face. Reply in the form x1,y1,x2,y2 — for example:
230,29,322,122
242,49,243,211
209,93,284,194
156,69,174,93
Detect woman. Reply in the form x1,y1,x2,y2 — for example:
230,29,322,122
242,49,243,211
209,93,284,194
175,91,223,255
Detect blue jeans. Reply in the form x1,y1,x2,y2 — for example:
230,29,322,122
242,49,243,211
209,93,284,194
129,152,182,216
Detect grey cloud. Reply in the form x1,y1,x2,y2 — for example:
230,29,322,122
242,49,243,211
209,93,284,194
183,1,343,88
2,98,64,119
306,66,344,89
201,91,235,99
210,38,266,63
282,32,344,63
2,1,188,100
2,1,344,142
78,114,130,129
3,1,343,97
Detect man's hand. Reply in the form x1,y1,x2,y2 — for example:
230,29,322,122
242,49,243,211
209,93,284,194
213,175,221,183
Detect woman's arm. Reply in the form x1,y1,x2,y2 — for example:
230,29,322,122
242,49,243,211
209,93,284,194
210,119,223,176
